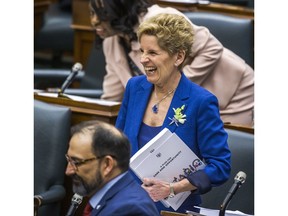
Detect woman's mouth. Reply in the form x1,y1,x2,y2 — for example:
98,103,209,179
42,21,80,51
144,66,157,75
95,28,105,36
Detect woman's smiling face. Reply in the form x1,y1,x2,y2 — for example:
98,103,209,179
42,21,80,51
139,34,178,86
89,4,119,39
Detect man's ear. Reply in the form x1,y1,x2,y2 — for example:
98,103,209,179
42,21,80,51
101,155,116,177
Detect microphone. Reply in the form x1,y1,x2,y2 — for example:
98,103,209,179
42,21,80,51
65,193,83,216
219,171,246,216
58,62,83,95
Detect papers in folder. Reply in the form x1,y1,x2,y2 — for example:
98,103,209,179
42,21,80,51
130,128,206,211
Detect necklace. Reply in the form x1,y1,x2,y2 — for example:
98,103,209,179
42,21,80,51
152,88,175,114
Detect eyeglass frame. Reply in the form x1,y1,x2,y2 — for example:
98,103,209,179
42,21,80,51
65,154,102,170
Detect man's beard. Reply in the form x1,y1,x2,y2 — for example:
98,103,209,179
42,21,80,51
72,171,103,197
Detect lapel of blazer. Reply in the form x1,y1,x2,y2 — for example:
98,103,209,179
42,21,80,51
162,73,190,133
90,173,132,216
127,74,190,146
130,79,153,145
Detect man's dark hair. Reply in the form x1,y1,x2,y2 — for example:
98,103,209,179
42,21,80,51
71,120,131,171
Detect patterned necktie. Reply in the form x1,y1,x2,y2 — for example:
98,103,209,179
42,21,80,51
82,202,93,216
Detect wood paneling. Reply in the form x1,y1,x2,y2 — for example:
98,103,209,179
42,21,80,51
34,93,120,125
157,0,254,19
34,0,51,32
71,0,254,67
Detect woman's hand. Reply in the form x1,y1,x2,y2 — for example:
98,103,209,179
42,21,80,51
141,177,197,202
141,178,170,201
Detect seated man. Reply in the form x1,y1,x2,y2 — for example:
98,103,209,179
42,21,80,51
65,120,159,216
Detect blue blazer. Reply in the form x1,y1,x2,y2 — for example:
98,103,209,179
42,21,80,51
116,73,231,210
90,172,159,216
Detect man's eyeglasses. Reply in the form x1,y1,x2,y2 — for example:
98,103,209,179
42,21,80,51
65,154,101,170
65,154,116,170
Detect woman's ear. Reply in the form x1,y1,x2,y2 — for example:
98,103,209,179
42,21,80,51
175,50,186,66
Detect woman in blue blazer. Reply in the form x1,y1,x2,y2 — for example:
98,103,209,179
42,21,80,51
116,13,231,214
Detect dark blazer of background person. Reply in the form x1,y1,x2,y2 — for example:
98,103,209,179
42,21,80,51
90,172,160,216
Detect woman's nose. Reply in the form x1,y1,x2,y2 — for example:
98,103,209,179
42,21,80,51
140,54,149,64
90,14,101,27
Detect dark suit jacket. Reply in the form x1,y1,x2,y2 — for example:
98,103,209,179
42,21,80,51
116,73,231,211
90,172,159,216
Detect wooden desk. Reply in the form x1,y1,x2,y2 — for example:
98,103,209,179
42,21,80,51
71,0,254,66
224,123,254,134
34,92,121,125
161,210,188,216
34,92,254,133
157,0,254,19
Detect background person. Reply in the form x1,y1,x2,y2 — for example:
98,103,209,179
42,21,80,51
65,120,159,216
116,13,231,214
89,0,254,126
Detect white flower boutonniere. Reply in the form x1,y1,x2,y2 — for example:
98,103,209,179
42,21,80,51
169,105,186,126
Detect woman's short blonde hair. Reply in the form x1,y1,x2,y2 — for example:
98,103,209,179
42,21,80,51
137,13,194,58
